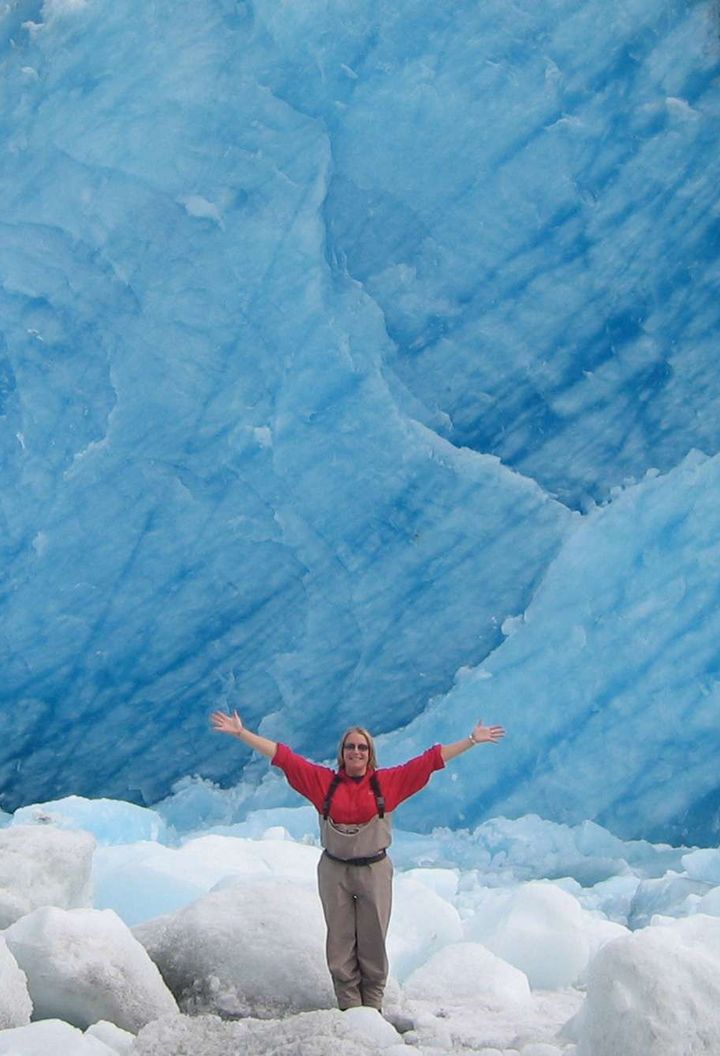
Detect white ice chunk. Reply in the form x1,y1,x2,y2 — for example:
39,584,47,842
388,875,463,980
627,873,708,929
578,874,640,925
0,826,94,928
0,936,32,1030
134,880,335,1018
574,914,720,1056
698,885,720,916
464,881,622,989
93,843,211,927
94,833,320,925
0,1019,115,1055
4,907,177,1032
339,1007,401,1047
85,1021,135,1054
404,941,531,1007
12,796,167,845
400,867,459,901
681,847,720,884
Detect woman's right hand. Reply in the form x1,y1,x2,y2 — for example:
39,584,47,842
210,710,244,736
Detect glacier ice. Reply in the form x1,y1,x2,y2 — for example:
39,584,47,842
380,451,720,844
0,0,718,852
1,1,719,1049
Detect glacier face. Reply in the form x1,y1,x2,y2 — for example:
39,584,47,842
0,0,718,841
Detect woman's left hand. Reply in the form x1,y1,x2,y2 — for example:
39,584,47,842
471,720,506,743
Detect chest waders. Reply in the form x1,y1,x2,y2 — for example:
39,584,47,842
316,772,393,1011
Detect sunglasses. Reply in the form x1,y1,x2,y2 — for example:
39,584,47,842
343,742,369,752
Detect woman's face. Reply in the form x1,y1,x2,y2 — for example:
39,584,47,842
342,734,370,777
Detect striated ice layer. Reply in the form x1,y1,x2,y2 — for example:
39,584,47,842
188,450,720,843
0,0,718,843
385,451,720,843
320,0,720,509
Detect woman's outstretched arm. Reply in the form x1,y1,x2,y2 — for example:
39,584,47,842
210,710,277,759
441,719,505,764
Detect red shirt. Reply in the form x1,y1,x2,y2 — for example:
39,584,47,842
272,743,445,824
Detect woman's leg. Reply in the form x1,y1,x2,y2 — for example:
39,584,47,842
317,854,362,1009
354,855,393,1009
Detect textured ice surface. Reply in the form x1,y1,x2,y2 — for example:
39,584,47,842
0,0,718,848
404,942,531,1006
133,881,335,1018
573,915,720,1056
131,1010,400,1056
3,907,177,1032
0,937,31,1031
381,451,720,843
0,825,94,927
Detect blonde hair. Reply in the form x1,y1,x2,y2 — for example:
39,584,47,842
337,726,378,771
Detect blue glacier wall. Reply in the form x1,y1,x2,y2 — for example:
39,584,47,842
0,0,718,841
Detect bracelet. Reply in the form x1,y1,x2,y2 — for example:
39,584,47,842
468,731,478,745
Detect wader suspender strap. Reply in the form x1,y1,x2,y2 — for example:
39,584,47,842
322,773,342,820
370,773,385,818
321,772,385,820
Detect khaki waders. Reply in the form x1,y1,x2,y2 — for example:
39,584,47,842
317,814,393,1010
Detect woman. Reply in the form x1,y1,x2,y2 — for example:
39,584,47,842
211,710,505,1011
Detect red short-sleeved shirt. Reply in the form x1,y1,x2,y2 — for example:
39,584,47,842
272,743,445,824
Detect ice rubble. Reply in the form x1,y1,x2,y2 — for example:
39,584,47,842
0,800,718,1054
